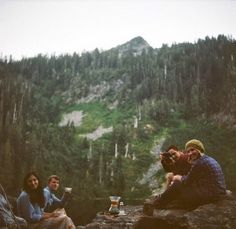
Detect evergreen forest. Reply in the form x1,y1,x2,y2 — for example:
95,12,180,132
0,35,236,224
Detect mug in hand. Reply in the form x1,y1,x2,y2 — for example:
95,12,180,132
64,187,72,193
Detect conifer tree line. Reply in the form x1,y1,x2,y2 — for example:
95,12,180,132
0,35,236,197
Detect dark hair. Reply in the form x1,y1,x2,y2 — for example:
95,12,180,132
48,175,60,183
23,172,45,208
165,145,178,152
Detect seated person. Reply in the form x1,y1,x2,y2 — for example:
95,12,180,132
160,145,191,188
153,139,226,209
143,145,191,215
44,175,71,213
17,172,75,229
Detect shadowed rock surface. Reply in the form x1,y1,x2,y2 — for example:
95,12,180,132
76,205,142,229
77,196,236,229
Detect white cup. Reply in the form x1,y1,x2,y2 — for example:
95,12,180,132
64,187,72,193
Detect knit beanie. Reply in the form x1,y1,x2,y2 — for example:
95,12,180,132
185,139,205,153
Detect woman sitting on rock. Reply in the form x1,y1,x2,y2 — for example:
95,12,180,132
17,171,75,229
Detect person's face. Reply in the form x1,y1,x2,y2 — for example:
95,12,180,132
48,178,59,191
27,175,39,190
186,147,201,163
168,148,181,160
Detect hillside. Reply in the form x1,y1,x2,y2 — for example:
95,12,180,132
0,35,236,225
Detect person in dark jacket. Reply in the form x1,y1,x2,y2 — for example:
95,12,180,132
143,145,191,215
153,139,226,209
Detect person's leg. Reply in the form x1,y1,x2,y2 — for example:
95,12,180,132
56,216,75,229
165,172,174,189
179,186,211,210
153,180,182,208
143,199,155,216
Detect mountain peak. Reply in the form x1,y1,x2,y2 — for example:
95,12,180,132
127,36,149,45
113,36,151,56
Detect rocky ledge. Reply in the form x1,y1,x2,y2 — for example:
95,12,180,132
76,205,143,229
77,195,236,229
151,197,236,229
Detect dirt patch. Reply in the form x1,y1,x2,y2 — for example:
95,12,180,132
59,111,84,127
80,125,113,141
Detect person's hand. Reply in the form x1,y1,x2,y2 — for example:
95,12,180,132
42,212,51,219
64,191,71,196
172,175,182,181
43,212,60,219
51,212,60,217
161,151,179,165
63,191,72,200
159,152,164,160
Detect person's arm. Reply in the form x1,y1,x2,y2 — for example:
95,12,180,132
44,188,67,212
41,211,60,219
52,193,64,207
181,159,202,185
53,192,71,208
17,193,42,223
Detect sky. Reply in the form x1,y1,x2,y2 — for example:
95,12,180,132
0,0,236,60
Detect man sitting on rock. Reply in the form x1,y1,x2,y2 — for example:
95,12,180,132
44,175,71,213
152,139,227,209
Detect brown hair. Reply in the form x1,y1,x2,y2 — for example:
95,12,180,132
165,145,178,152
48,175,60,183
23,172,45,208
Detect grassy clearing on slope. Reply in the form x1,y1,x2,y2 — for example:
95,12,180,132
64,102,135,134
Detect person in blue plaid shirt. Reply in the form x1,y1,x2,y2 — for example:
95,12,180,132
152,139,226,209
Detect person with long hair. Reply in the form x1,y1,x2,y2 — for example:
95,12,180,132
17,172,75,228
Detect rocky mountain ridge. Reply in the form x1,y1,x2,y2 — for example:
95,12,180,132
110,36,151,57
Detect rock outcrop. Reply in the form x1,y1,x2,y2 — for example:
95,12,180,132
78,196,236,229
112,36,151,57
76,205,143,229
159,198,236,229
138,196,236,229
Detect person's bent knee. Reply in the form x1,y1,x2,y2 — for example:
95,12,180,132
166,172,174,180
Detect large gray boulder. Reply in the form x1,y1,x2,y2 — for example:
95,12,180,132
78,195,236,229
150,197,236,228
